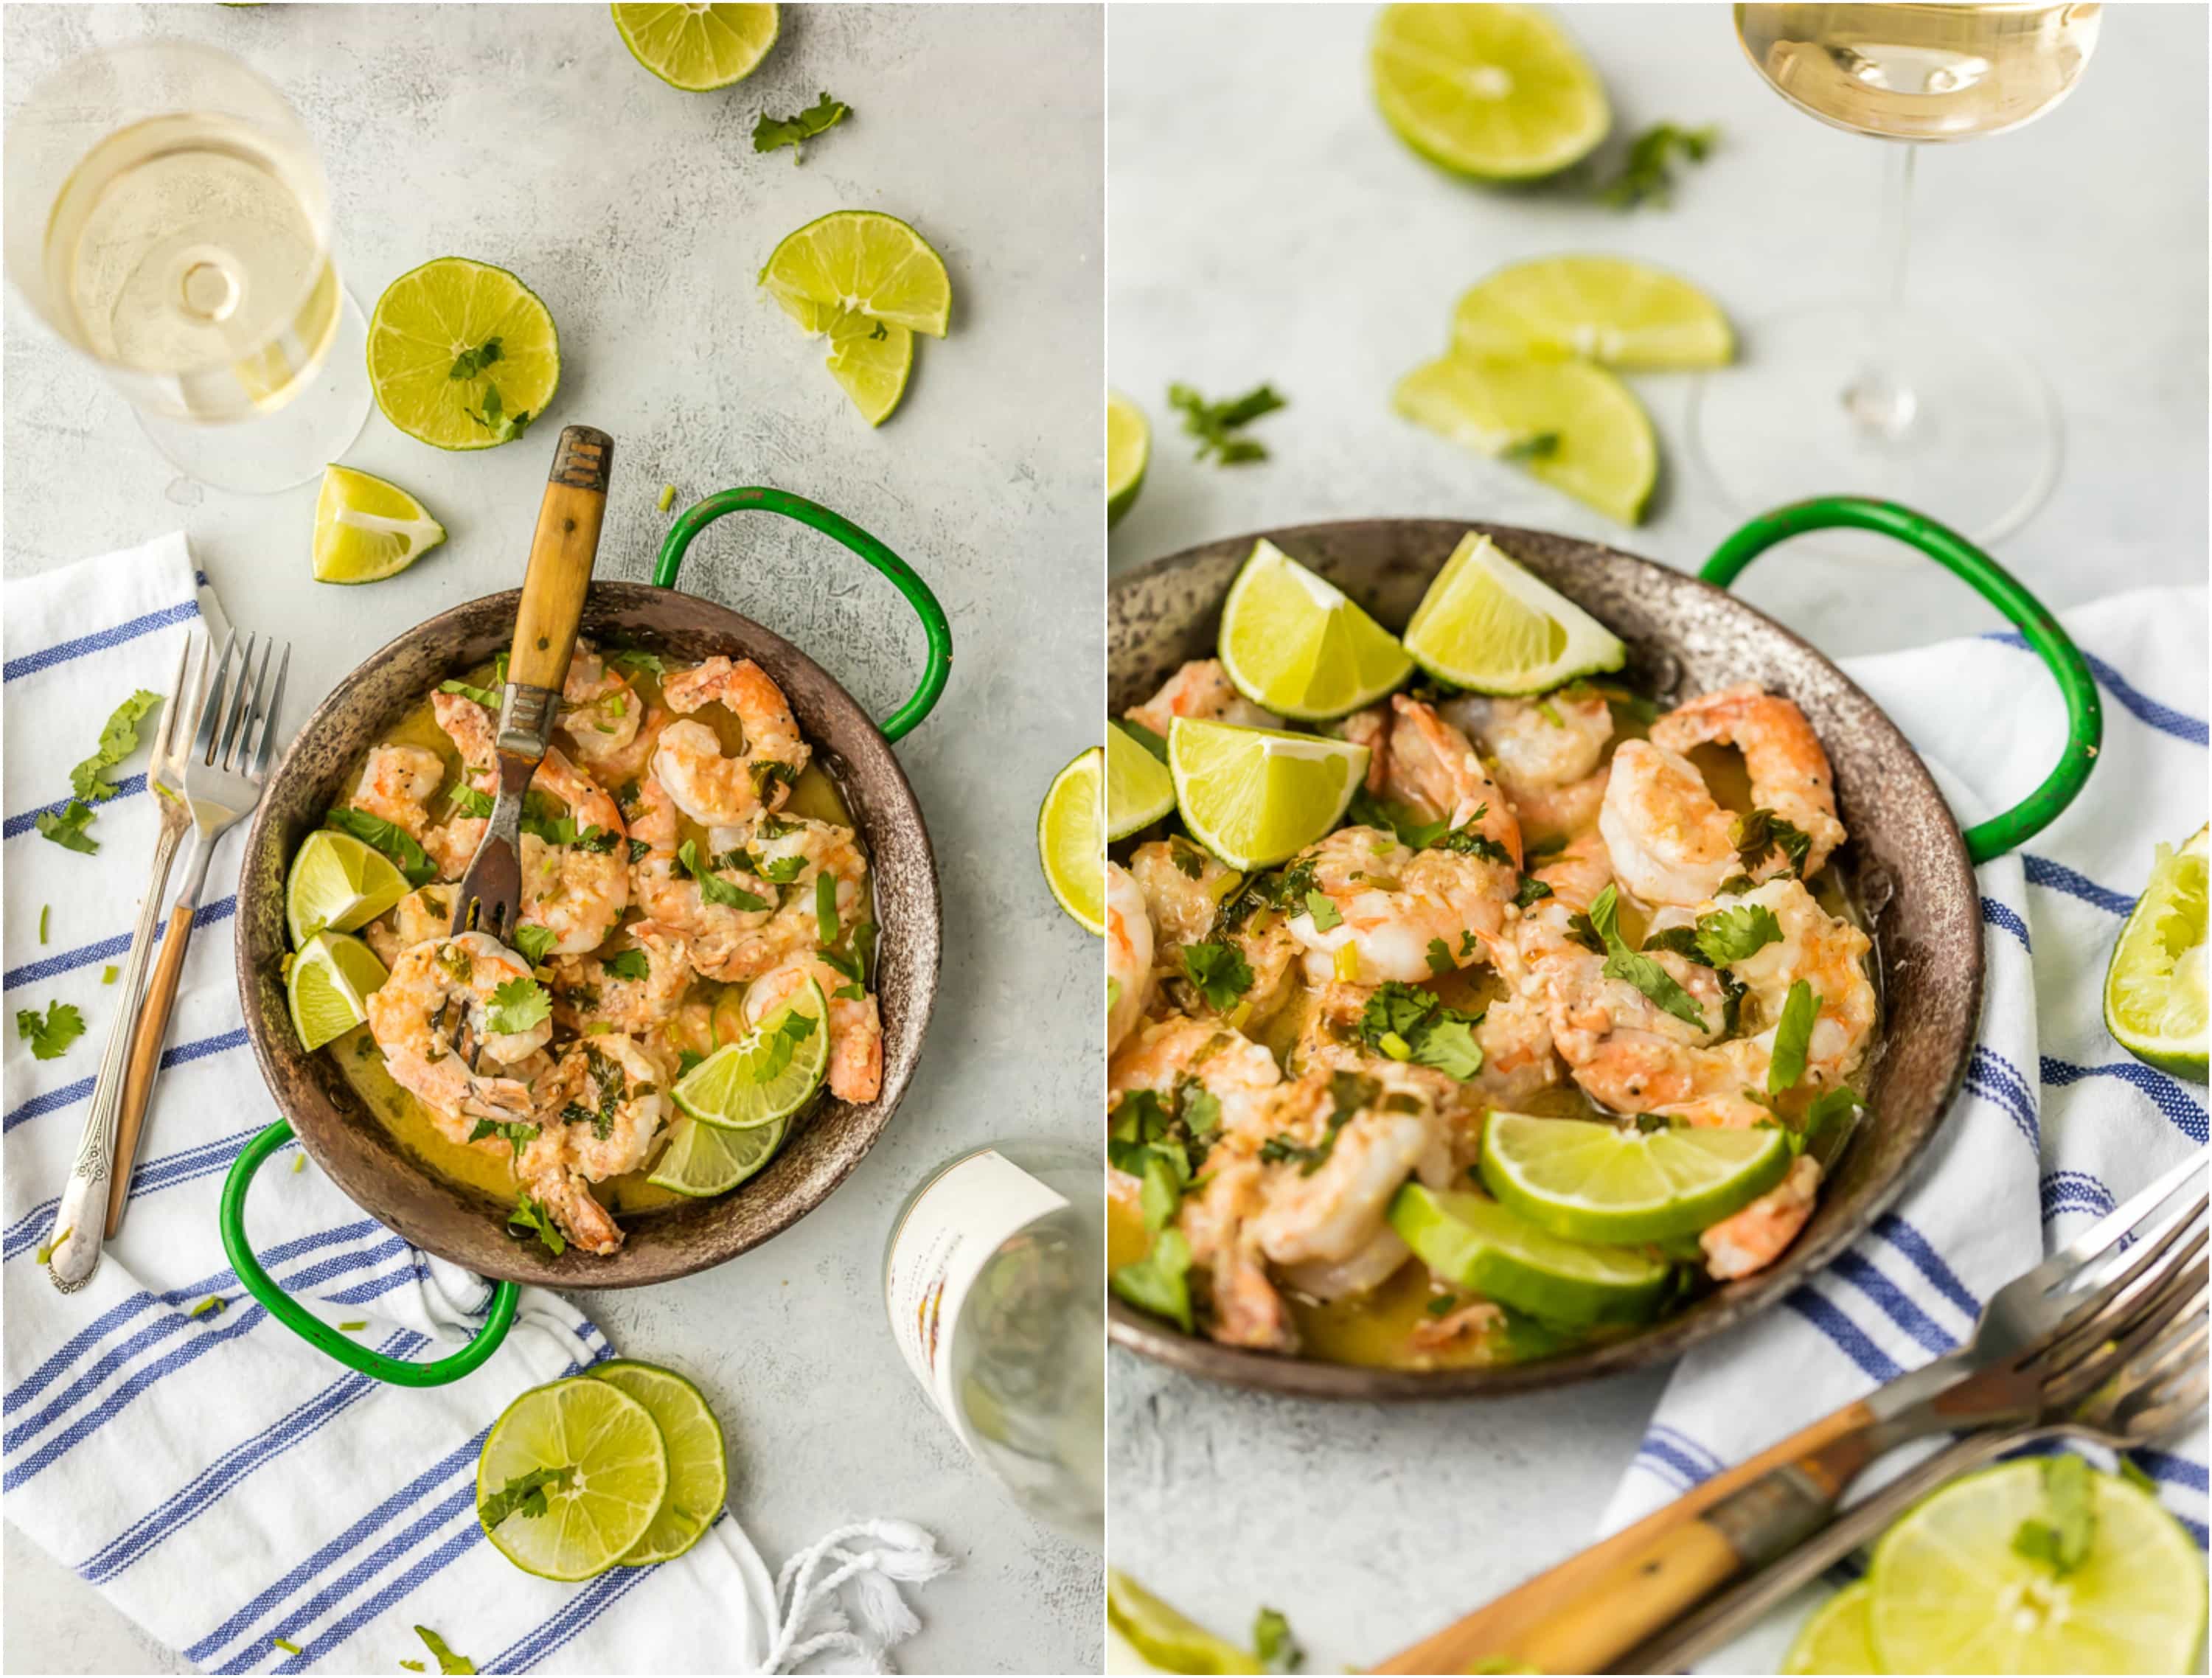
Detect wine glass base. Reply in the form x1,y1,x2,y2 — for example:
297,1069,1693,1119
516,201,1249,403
134,285,374,495
1687,300,2060,563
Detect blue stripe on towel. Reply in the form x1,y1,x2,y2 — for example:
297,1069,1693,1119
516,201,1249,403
1784,1289,1904,1383
2040,1169,2118,1222
4,776,147,840
490,1551,663,1674
1829,1251,1959,1357
2023,854,2135,916
1868,1214,1983,1320
1982,630,2208,746
1632,1437,1711,1492
1,1027,249,1132
1980,897,2031,951
3,895,238,991
1648,1424,1724,1479
2042,1056,2211,1143
3,597,200,683
3,1124,276,1261
1964,1044,2041,1148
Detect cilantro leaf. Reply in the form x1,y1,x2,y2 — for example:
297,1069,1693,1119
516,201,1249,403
1794,1087,1865,1156
325,806,438,887
15,1001,85,1062
1767,979,1818,1094
477,1463,572,1528
439,678,501,709
602,947,651,982
36,801,100,854
1167,381,1287,466
1513,874,1554,908
815,871,840,944
2010,1454,2097,1577
1733,807,1813,881
465,383,532,443
413,1626,478,1676
604,645,667,677
1117,717,1170,763
1110,1228,1194,1331
70,689,163,804
1180,941,1253,1012
448,784,494,818
1587,885,1708,1032
1593,122,1719,210
448,337,503,380
1253,1606,1304,1674
484,977,551,1037
507,1193,566,1257
510,924,557,966
1694,902,1783,964
753,91,851,162
677,840,771,911
1304,890,1343,933
1356,981,1484,1079
467,1117,540,1160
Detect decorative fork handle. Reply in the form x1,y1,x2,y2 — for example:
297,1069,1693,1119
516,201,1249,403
46,820,187,1292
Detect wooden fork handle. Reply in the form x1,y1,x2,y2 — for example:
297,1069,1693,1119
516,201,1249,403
107,902,197,1237
1369,1399,1878,1675
507,425,613,694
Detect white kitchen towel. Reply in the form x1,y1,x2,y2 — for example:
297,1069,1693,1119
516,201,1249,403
3,535,946,1674
1601,585,2210,1660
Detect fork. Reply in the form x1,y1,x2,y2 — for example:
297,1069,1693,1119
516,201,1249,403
42,638,199,1292
105,629,289,1239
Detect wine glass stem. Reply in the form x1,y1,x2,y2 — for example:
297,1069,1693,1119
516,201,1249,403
1845,141,1921,441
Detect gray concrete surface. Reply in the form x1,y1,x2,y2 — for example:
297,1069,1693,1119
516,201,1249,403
3,5,1102,1673
1107,5,2206,1671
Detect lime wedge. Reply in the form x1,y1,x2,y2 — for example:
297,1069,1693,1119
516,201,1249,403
672,976,827,1129
588,1361,727,1565
1453,256,1735,371
2104,825,2207,1081
1107,1572,1263,1676
367,257,560,450
1866,1460,2207,1674
287,829,411,947
1108,391,1150,526
287,931,389,1053
1784,1581,1877,1676
476,1376,669,1581
1169,718,1367,873
1217,538,1414,722
1371,3,1609,181
611,3,779,90
759,210,952,339
1041,745,1107,933
1389,1183,1672,1327
647,1112,787,1197
312,465,445,585
1394,353,1657,525
1107,723,1177,843
1479,1113,1791,1245
824,307,914,426
1401,532,1627,694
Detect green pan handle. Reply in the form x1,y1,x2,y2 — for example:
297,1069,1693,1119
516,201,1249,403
1703,496,2101,866
220,1121,518,1386
653,487,951,742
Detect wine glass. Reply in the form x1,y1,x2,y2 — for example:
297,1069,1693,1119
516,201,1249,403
4,40,372,495
1689,4,2102,551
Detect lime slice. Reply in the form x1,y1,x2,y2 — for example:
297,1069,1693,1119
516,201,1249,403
287,830,410,948
1217,538,1415,722
1453,256,1735,371
1107,1572,1263,1676
824,307,914,426
1040,745,1107,933
1479,1113,1791,1245
1371,3,1608,181
1108,391,1150,527
647,1111,788,1197
476,1376,669,1581
1389,1183,1672,1327
1107,723,1176,843
1401,532,1627,694
1784,1581,1877,1676
367,257,560,450
1866,1460,2208,1674
287,931,389,1053
759,210,952,339
312,465,446,585
672,976,827,1129
611,3,779,90
1394,353,1657,525
1169,718,1368,873
2104,825,2207,1081
588,1361,727,1564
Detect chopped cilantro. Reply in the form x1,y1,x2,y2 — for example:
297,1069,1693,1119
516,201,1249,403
1180,941,1253,1012
814,871,840,943
15,1000,85,1062
1253,1606,1303,1674
478,1464,574,1528
448,337,503,380
1587,885,1708,1032
677,840,771,911
602,947,651,982
1593,122,1719,210
1357,983,1482,1079
753,91,850,161
511,924,558,966
1733,807,1813,881
71,689,163,804
1766,979,1818,1094
1110,1228,1193,1331
507,1193,566,1257
467,1117,540,1160
439,678,500,710
1167,380,1287,466
36,800,100,854
1303,891,1343,933
1693,901,1783,964
414,1626,477,1675
1513,874,1554,908
484,977,551,1037
2010,1454,2097,1577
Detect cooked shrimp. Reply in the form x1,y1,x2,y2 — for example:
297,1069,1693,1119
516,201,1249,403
552,922,694,1035
1703,1154,1821,1280
626,775,780,980
1720,877,1877,1090
1127,840,1299,1026
1287,982,1480,1126
1472,989,1561,1107
577,701,670,793
366,933,552,1122
744,953,883,1103
1598,739,1745,908
1382,697,1522,862
653,657,810,826
1248,1072,1453,1269
363,883,455,969
1287,827,1512,985
1124,659,1281,737
424,691,501,878
1338,703,1391,795
515,749,629,957
555,641,642,767
1108,1014,1284,1138
351,745,443,838
1650,684,1846,877
1409,1298,1506,1352
1441,689,1612,794
1107,862,1155,1055
1568,1033,1771,1129
551,1033,674,1182
1178,1143,1298,1353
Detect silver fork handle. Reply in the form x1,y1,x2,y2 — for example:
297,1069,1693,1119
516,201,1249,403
45,821,187,1292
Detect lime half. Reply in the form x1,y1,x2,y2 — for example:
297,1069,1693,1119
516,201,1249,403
1402,532,1627,694
287,932,389,1053
368,257,560,450
1371,3,1609,181
611,4,779,90
824,308,914,426
588,1361,727,1564
760,211,952,338
287,829,410,947
1389,1183,1672,1327
1453,256,1735,371
1169,718,1367,873
2104,825,2207,1081
1783,1581,1877,1676
1107,723,1177,843
1107,1572,1263,1676
1041,745,1107,933
1867,1459,2208,1674
1394,353,1658,525
477,1376,669,1581
1480,1113,1790,1245
312,465,445,585
1108,391,1150,526
648,1112,788,1197
1217,538,1413,722
673,977,827,1129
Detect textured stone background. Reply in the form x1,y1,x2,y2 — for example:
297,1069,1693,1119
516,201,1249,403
4,5,1102,1673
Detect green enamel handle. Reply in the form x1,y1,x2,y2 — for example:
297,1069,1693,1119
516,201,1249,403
220,1121,517,1386
653,487,952,742
1703,497,2102,866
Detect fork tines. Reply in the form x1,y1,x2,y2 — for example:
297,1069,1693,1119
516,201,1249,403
190,628,291,779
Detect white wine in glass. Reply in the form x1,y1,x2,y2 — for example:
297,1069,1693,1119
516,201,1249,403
1689,5,2103,552
5,42,371,493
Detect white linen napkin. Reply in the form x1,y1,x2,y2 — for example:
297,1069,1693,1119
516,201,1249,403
3,535,947,1674
1600,585,2210,1668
